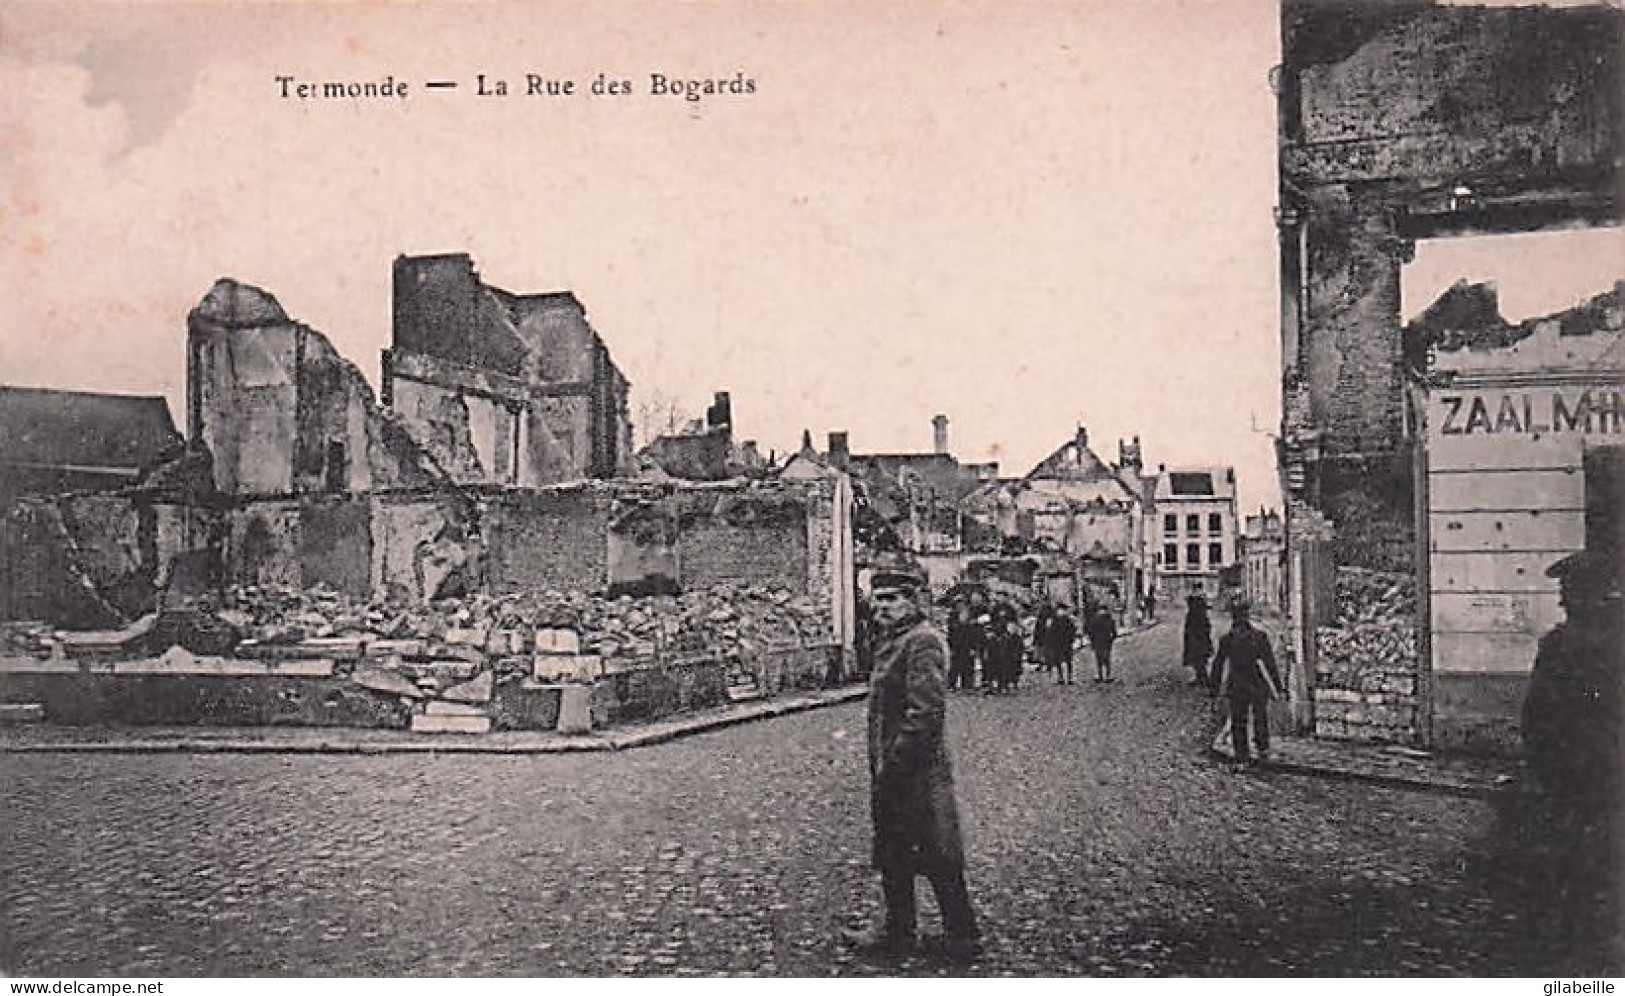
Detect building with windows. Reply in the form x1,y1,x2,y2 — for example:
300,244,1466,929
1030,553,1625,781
1148,465,1238,603
1239,508,1285,612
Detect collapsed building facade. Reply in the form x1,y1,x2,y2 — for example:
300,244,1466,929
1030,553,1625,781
1276,1,1621,751
2,257,854,731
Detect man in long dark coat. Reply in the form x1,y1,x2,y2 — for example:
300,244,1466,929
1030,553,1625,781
1085,603,1119,682
1182,593,1213,686
1043,604,1078,685
1208,601,1284,765
1520,547,1622,966
945,602,975,692
846,562,981,963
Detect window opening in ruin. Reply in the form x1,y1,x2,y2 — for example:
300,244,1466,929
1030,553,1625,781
324,440,347,493
1403,228,1621,327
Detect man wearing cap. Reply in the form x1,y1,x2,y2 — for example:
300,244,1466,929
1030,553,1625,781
1209,601,1284,766
1520,546,1622,960
846,561,981,963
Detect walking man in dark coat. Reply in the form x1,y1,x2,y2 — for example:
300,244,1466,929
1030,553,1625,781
1208,601,1284,765
1043,604,1078,685
1085,603,1119,682
1032,601,1055,673
845,562,981,963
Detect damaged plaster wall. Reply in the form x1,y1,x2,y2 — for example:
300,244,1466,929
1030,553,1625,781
0,491,221,628
189,277,450,500
371,494,481,604
189,277,466,600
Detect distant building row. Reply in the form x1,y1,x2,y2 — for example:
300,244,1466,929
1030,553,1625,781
781,416,1282,614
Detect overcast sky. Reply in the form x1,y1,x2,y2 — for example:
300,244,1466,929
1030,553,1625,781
2,0,1620,514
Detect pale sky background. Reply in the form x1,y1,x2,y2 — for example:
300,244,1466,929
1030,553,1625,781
2,0,1620,516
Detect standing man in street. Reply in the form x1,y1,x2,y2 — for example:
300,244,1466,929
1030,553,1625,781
946,601,976,692
845,560,982,964
1085,602,1119,682
1182,593,1213,686
1043,603,1078,685
1208,601,1284,766
1520,547,1622,967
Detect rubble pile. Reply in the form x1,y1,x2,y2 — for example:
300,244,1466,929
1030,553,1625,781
219,583,833,665
1313,567,1421,745
0,621,55,658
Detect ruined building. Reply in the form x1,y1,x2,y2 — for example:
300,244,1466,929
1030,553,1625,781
384,253,633,486
1276,1,1621,750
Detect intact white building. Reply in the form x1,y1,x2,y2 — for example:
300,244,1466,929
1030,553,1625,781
1148,466,1239,603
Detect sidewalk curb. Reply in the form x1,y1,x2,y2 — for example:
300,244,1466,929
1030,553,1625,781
0,685,870,756
1204,733,1518,799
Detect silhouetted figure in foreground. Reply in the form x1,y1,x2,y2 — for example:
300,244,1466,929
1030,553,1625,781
1520,547,1622,971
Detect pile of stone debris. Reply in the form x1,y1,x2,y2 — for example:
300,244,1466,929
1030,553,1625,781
1315,567,1418,680
1313,566,1421,742
1,585,835,672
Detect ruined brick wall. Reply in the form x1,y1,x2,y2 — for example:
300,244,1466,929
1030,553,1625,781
1290,5,1619,184
528,395,593,483
0,494,224,627
388,377,512,485
1279,2,1620,750
508,293,595,384
392,254,527,377
485,488,611,594
805,479,836,616
678,492,809,593
225,502,301,588
297,496,373,598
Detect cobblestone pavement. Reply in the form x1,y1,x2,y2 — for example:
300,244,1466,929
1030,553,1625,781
0,622,1595,976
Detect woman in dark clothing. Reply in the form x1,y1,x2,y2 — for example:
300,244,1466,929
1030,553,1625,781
1182,593,1212,686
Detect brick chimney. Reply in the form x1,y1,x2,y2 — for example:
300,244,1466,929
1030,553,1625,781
1074,425,1089,459
932,414,949,455
707,391,732,431
828,431,850,470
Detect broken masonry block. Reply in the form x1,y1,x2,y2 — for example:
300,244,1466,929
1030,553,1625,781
351,665,426,698
410,713,492,734
441,669,495,704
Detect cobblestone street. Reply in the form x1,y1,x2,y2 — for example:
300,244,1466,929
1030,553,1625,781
0,622,1570,976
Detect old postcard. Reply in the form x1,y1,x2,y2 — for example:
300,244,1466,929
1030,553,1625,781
1,0,1620,981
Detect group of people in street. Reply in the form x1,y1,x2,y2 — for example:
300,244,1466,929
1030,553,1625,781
944,593,1123,693
850,539,1621,968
